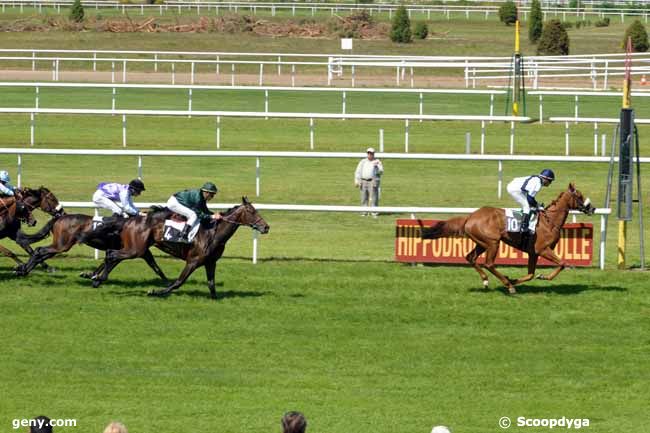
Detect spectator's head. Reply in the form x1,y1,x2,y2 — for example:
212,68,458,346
281,411,307,433
366,147,376,160
103,421,128,433
30,416,52,433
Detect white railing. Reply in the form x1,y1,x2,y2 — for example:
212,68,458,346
4,148,648,200
0,108,530,153
4,50,650,89
1,0,649,22
55,201,612,269
548,116,650,156
0,81,504,119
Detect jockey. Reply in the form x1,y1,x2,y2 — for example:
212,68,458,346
92,179,146,217
0,170,16,197
166,182,222,242
506,169,555,233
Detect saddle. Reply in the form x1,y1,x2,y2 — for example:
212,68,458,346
504,209,538,234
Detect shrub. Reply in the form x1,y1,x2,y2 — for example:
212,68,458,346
390,5,412,43
537,19,570,55
498,0,518,26
595,17,610,27
69,0,84,23
623,20,649,52
413,22,428,39
569,0,580,9
528,0,543,43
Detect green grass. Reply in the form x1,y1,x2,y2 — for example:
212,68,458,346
1,259,648,433
1,14,649,433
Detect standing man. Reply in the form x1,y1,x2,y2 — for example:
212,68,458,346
354,147,384,217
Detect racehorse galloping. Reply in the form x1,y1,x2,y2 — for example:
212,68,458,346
15,212,168,281
93,197,270,298
2,187,65,268
421,183,595,294
0,196,37,265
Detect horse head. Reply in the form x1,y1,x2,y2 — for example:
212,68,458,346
20,186,65,217
15,200,37,227
221,197,270,234
566,183,595,215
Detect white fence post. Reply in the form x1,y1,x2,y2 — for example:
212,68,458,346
565,121,570,156
509,121,515,154
309,118,314,150
480,120,486,154
379,128,384,152
216,116,221,149
122,115,127,147
255,157,261,197
17,154,22,188
498,160,503,199
138,156,143,179
404,119,409,152
30,113,34,146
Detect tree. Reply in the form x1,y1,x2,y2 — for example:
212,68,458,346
623,20,649,52
498,0,518,26
69,0,84,23
413,22,428,40
537,19,570,55
390,5,412,43
528,0,543,43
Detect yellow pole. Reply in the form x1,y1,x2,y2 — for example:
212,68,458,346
618,37,633,269
512,20,520,116
618,221,627,268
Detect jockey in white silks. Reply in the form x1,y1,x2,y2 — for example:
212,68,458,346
506,169,555,233
92,179,146,217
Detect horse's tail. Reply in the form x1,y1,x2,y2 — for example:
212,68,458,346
421,216,468,239
18,215,58,243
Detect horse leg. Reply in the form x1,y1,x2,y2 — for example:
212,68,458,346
148,260,201,297
80,261,104,279
510,253,539,286
0,245,24,266
141,249,168,281
465,244,489,288
92,247,139,288
13,231,53,272
15,244,66,276
204,259,217,299
536,247,569,281
481,242,517,294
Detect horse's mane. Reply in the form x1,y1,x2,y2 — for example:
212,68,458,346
545,190,569,211
222,205,240,216
147,205,172,223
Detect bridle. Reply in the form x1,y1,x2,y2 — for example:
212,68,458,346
220,205,265,229
20,189,63,216
539,190,593,232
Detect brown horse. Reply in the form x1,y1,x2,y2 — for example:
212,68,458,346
0,195,37,265
93,197,270,298
15,212,168,281
421,183,596,294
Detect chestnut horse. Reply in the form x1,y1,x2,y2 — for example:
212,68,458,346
421,183,595,294
93,197,270,298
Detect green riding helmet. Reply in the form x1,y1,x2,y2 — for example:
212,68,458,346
200,182,218,194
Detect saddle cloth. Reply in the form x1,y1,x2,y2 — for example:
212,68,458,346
504,209,538,234
163,219,187,243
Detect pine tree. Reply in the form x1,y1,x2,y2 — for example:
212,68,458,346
498,0,518,26
623,20,649,52
528,0,543,43
69,0,85,23
537,19,570,55
390,6,412,43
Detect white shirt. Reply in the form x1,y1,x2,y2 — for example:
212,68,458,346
507,175,542,197
0,182,15,196
355,158,384,182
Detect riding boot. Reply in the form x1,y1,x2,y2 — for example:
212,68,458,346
180,225,192,243
520,212,531,234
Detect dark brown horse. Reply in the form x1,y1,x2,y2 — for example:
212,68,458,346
15,211,168,281
421,183,596,294
93,197,270,298
0,195,37,264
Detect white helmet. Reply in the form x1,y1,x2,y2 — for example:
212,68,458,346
0,170,10,183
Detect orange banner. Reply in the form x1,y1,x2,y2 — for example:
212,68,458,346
395,219,593,266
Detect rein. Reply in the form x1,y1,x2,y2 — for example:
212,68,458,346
220,207,264,228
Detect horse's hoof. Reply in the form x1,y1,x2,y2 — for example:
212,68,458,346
148,289,167,297
536,274,546,280
92,280,101,289
508,287,517,295
46,266,57,274
79,271,92,279
482,280,489,288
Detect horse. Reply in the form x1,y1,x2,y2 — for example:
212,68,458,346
93,197,270,298
15,211,168,282
0,196,37,265
421,183,596,294
0,187,65,268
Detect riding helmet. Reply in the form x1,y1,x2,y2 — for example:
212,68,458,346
200,182,219,194
129,179,146,192
540,169,555,181
0,170,10,183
